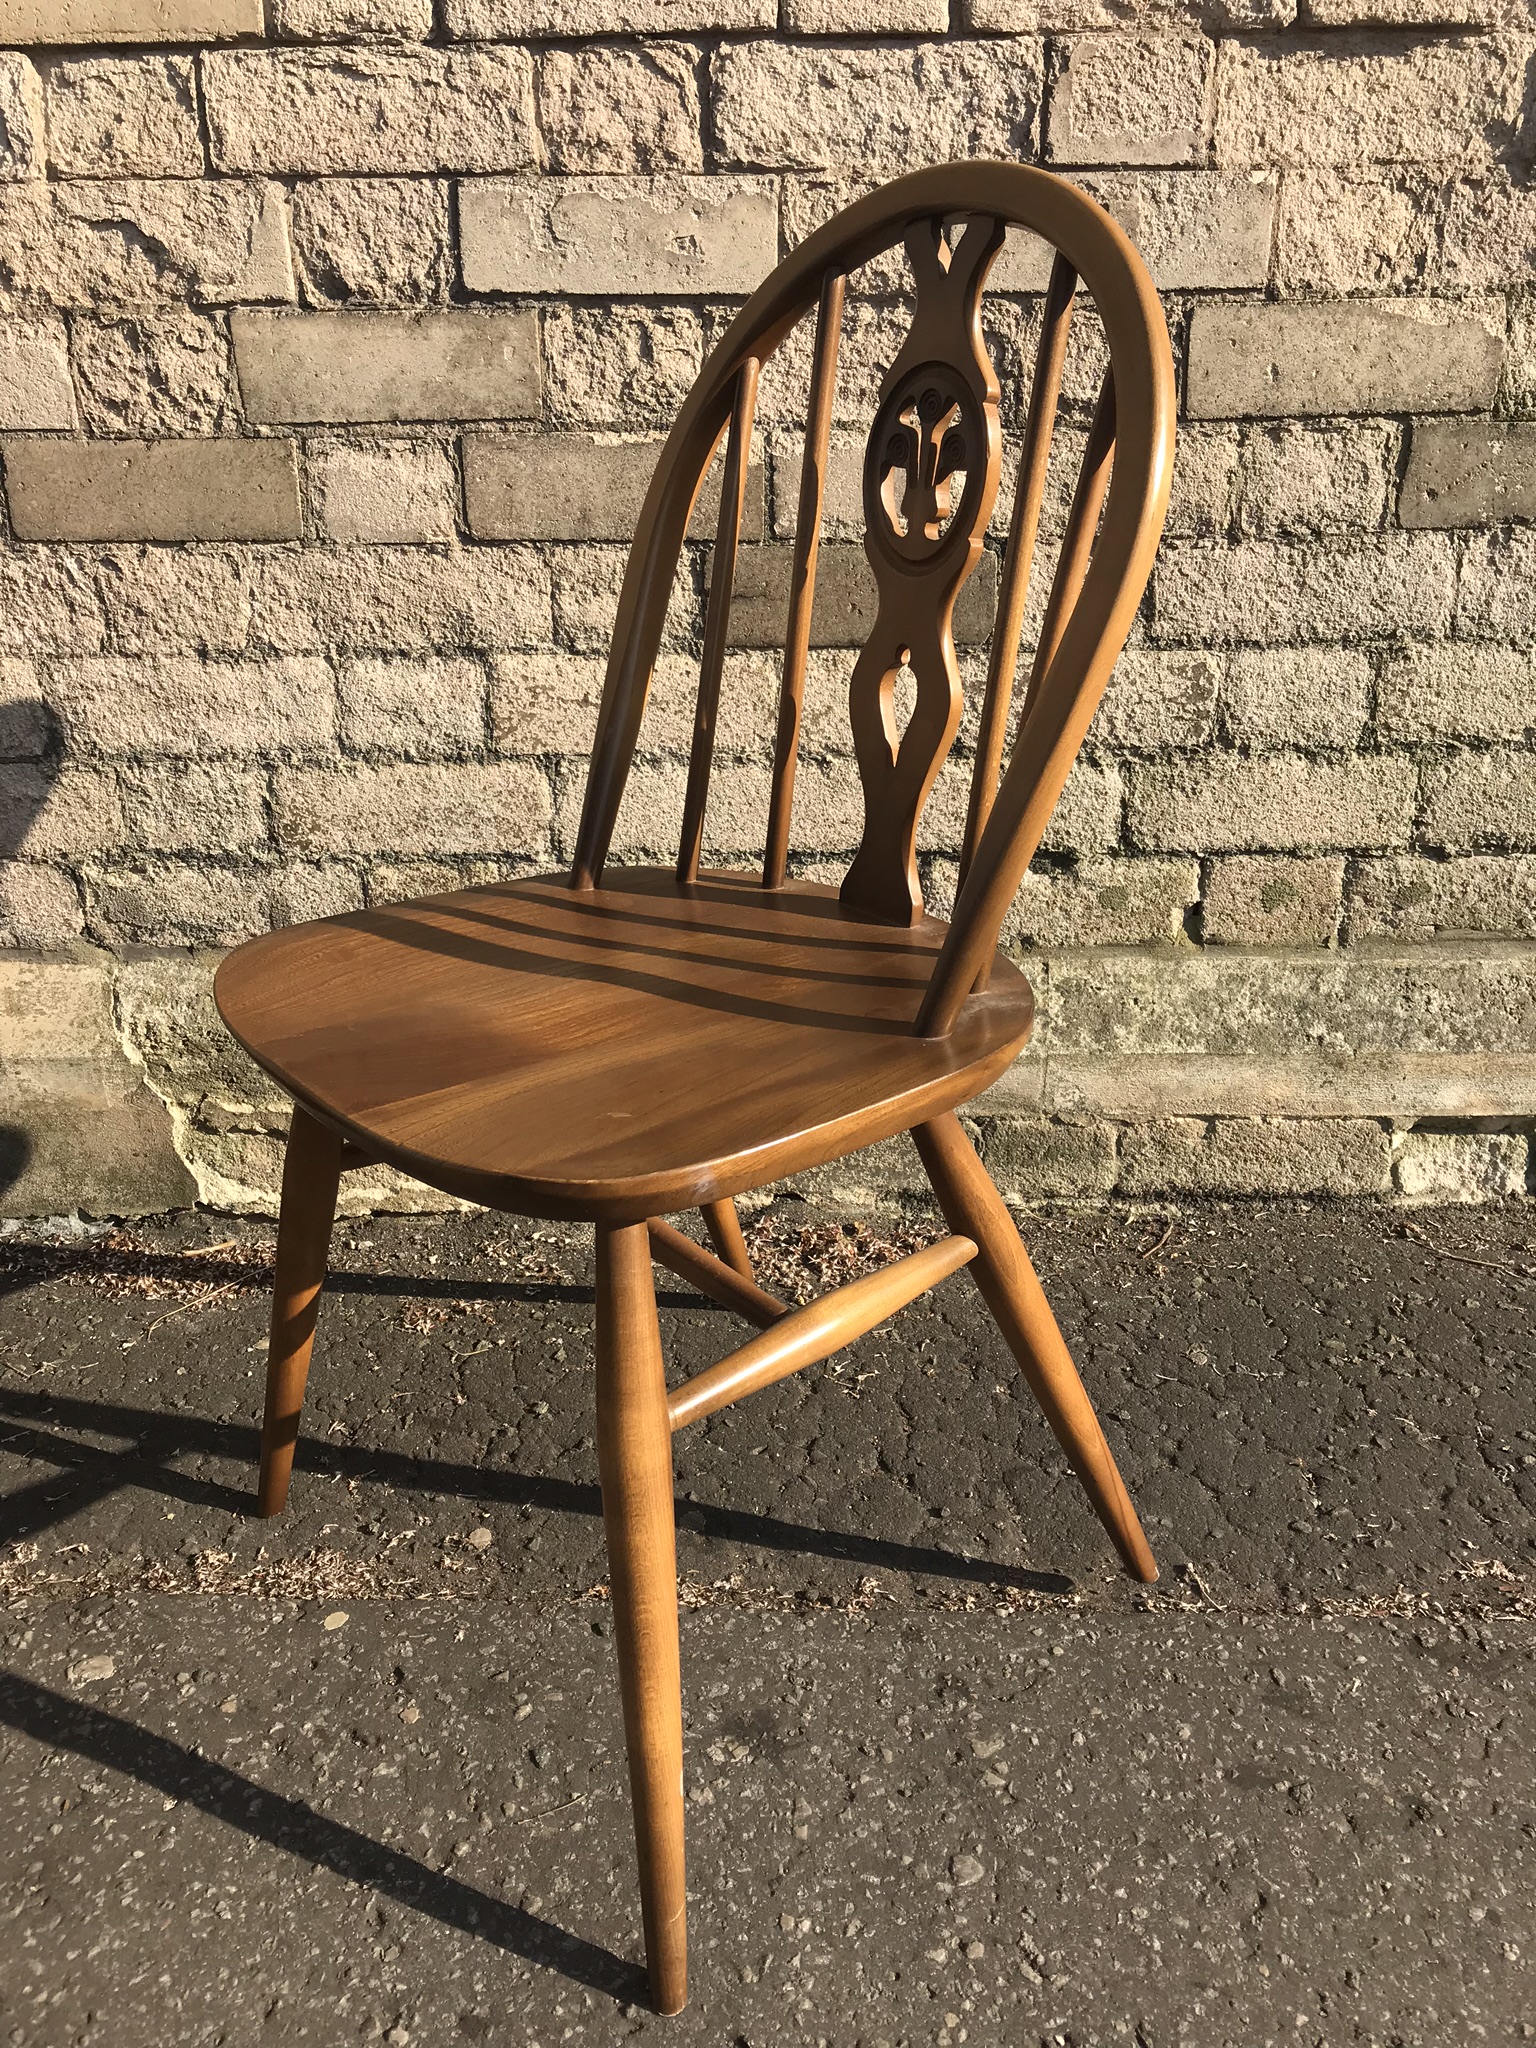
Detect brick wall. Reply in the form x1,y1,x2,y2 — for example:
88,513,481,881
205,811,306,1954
0,0,1532,1216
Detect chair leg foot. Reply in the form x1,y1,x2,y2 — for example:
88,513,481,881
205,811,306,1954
912,1113,1158,1583
596,1221,688,2015
700,1198,753,1281
256,1105,343,1519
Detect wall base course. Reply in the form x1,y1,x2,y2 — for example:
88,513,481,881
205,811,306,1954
990,1048,1536,1123
1393,1128,1529,1203
0,953,196,1218
982,1114,1120,1201
1033,941,1536,1061
1119,1116,1393,1198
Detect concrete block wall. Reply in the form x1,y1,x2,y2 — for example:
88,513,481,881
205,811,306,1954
0,0,1532,1215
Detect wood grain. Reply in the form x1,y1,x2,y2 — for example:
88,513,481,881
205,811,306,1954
649,1216,787,1326
913,1111,1158,1582
700,1198,755,1280
596,1221,688,2013
666,1232,976,1430
256,1105,343,1518
216,870,1033,1225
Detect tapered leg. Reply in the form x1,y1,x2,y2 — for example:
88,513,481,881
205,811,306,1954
913,1113,1158,1583
596,1221,688,2015
256,1105,343,1518
700,1197,753,1280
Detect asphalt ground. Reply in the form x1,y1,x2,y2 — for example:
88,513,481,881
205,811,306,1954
1,1198,1532,2047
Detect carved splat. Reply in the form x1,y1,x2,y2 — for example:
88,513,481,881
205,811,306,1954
839,213,1008,928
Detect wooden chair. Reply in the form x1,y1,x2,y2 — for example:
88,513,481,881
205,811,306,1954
215,161,1175,2014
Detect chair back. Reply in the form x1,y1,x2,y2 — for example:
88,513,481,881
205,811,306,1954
571,161,1176,1037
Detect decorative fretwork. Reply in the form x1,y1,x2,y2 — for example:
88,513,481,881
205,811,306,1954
840,214,1007,927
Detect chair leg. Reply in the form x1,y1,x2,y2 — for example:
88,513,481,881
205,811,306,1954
256,1104,343,1518
912,1112,1158,1584
700,1197,753,1280
595,1221,688,2015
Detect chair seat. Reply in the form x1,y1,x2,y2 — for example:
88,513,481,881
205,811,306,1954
214,868,1035,1222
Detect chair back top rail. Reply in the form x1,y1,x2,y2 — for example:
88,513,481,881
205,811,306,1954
569,162,1175,1041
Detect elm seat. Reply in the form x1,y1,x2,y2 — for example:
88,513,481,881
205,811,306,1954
214,868,1035,1222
